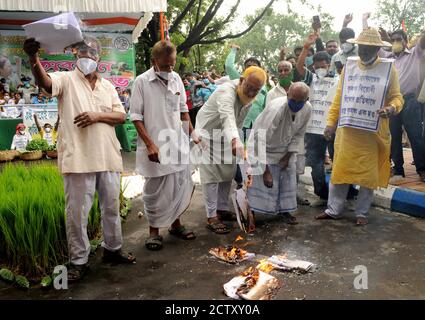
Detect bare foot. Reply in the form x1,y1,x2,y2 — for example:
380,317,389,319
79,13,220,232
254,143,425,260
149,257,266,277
356,217,368,226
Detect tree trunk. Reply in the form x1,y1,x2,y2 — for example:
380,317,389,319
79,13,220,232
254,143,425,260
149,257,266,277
179,49,191,74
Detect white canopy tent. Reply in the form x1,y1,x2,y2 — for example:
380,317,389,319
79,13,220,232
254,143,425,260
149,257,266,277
0,0,167,42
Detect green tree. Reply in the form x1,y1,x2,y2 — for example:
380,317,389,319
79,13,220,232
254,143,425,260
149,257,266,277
375,0,425,35
232,4,338,73
135,0,276,74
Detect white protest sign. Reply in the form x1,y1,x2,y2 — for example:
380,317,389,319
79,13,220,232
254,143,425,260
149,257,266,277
338,57,393,132
306,75,339,135
22,105,58,137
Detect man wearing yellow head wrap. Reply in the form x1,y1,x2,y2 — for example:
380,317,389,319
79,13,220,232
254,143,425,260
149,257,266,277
195,66,266,234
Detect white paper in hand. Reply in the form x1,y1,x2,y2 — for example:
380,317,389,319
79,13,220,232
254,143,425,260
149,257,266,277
23,12,83,54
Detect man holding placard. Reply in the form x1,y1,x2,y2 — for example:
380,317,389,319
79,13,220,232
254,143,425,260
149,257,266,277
315,28,404,226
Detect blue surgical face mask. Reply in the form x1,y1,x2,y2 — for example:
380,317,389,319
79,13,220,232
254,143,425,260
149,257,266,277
288,98,305,113
305,56,313,68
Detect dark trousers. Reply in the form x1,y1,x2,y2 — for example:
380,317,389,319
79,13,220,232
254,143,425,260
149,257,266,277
306,133,358,200
306,133,331,199
390,94,425,175
189,106,201,128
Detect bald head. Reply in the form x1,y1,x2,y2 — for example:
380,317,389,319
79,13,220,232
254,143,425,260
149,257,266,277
288,82,309,102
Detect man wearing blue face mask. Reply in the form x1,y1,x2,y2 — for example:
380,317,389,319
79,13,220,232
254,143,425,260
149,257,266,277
247,82,312,226
23,35,136,281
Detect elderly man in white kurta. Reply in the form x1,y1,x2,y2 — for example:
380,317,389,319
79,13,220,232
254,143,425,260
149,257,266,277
23,35,136,282
195,66,266,234
247,82,312,225
131,41,196,251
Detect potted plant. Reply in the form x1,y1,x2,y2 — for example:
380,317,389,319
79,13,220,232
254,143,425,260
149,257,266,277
20,139,48,161
46,144,57,159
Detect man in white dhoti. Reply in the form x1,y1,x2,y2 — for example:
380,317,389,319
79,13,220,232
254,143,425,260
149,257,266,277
24,35,136,282
195,66,266,234
247,82,312,224
130,41,196,251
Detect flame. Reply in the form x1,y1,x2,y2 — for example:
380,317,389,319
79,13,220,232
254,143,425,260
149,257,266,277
256,259,274,274
235,236,244,242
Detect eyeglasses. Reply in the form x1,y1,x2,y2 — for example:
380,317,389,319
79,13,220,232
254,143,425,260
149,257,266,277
76,45,99,59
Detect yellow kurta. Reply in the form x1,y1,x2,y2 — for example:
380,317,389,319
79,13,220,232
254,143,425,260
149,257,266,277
327,58,404,190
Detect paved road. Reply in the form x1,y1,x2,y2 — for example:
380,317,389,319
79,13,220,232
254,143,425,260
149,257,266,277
1,152,425,300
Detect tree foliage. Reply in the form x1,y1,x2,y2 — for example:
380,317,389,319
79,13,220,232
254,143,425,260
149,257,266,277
233,4,338,73
375,0,425,35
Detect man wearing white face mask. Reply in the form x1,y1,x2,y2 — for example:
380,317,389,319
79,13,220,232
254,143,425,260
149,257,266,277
11,123,32,151
130,40,197,251
297,34,358,207
23,35,136,282
330,27,358,75
34,113,59,146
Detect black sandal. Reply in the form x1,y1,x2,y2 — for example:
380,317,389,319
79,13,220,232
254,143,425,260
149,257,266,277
102,249,136,264
67,263,88,282
145,235,163,251
168,225,196,240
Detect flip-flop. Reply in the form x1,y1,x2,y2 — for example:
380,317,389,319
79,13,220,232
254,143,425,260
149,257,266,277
168,225,196,240
315,212,337,220
280,212,298,225
145,235,163,251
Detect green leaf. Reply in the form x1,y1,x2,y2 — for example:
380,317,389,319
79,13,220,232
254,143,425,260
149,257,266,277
15,275,30,289
41,276,52,288
0,268,15,282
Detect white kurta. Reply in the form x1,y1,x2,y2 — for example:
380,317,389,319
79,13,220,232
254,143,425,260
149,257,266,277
130,68,194,227
247,97,312,174
265,83,287,108
11,132,32,151
195,80,250,184
247,98,312,214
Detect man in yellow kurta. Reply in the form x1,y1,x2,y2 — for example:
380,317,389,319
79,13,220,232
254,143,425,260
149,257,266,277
315,28,404,226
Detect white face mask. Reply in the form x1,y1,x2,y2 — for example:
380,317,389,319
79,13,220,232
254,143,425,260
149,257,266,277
315,68,328,79
341,43,354,54
45,127,51,133
156,71,170,80
19,130,25,135
76,58,98,75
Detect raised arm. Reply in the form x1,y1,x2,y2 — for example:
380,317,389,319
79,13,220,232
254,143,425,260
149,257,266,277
225,44,241,80
23,38,52,94
296,33,318,78
33,113,42,132
342,13,353,28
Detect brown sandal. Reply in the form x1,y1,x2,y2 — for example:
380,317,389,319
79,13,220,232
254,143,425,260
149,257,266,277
206,221,231,234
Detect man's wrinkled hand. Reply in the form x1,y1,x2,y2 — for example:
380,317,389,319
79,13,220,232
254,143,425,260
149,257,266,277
263,169,273,189
74,112,100,128
343,13,353,26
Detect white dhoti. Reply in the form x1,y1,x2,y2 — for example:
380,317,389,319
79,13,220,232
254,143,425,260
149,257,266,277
143,165,194,228
247,161,297,215
64,172,122,265
325,183,373,218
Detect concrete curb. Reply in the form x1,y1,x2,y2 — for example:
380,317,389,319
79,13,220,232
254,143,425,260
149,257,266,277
299,167,425,218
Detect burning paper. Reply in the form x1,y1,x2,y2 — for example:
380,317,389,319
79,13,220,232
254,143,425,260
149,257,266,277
209,246,255,264
267,255,315,273
224,267,281,300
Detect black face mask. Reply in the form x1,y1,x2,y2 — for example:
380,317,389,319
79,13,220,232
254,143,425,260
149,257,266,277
358,45,380,65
